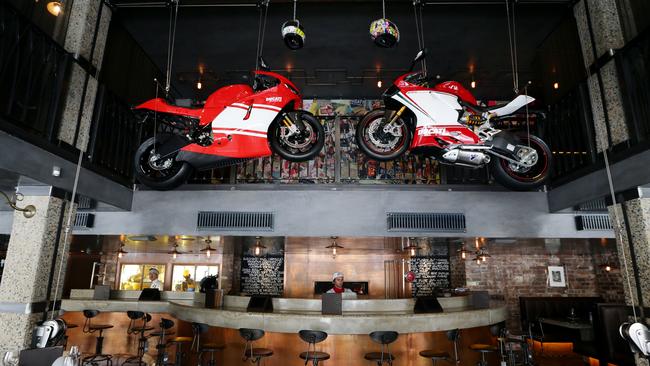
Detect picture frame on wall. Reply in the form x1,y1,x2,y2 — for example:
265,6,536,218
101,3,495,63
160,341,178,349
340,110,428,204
548,265,567,287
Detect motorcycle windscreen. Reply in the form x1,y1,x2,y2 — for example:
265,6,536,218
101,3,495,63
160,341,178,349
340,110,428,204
395,91,463,127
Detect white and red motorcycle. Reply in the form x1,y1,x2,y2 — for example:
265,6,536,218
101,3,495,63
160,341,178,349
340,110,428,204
356,49,553,191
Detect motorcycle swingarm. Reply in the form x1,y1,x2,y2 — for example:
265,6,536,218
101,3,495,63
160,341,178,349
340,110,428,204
156,134,192,158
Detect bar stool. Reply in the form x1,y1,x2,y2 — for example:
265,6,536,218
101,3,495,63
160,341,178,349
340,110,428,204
199,343,225,366
168,336,193,366
239,328,273,366
189,322,224,366
469,323,503,366
81,309,114,366
419,329,461,366
123,311,153,366
364,331,398,366
62,320,78,350
150,318,175,366
298,330,330,366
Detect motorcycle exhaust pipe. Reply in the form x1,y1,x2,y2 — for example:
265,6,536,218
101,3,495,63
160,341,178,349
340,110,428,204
442,149,490,165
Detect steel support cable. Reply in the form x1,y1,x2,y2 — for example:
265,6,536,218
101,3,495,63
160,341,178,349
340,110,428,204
505,0,519,94
165,0,180,95
603,149,639,322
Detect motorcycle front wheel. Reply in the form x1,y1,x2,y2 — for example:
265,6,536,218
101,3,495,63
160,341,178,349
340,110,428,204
269,112,325,162
489,134,553,191
356,109,411,161
134,137,193,190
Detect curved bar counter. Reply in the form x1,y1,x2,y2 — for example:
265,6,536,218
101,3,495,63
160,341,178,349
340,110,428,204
61,290,507,366
62,290,506,334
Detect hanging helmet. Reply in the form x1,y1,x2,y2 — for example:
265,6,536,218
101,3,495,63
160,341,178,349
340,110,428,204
281,20,306,50
369,18,400,48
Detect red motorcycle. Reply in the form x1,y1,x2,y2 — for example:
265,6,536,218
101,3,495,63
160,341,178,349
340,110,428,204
134,59,324,190
356,50,553,191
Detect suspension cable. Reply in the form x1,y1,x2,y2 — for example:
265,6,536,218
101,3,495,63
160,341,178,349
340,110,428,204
505,0,519,94
382,0,386,20
413,0,426,74
165,0,180,95
603,149,639,322
255,0,269,70
293,0,297,20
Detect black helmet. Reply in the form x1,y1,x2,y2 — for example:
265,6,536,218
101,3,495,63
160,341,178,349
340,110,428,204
281,20,306,50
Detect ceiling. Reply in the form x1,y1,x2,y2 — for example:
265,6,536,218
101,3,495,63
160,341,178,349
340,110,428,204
111,0,574,100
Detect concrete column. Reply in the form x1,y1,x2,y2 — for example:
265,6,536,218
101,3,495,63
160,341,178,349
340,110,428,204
57,0,112,151
573,0,628,151
608,196,650,366
0,187,76,354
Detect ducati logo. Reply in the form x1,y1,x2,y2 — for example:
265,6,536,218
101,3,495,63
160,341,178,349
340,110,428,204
265,96,282,103
419,126,447,136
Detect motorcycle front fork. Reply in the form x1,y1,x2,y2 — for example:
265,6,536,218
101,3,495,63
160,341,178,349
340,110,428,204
382,106,407,128
281,112,306,133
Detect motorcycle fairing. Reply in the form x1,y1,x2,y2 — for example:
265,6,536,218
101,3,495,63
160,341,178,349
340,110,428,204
391,90,481,149
179,71,301,160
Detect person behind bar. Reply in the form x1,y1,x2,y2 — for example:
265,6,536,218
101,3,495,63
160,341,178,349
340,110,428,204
148,267,163,290
326,272,357,298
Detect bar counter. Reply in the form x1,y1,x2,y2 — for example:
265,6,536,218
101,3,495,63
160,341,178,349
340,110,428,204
61,290,506,365
62,290,506,334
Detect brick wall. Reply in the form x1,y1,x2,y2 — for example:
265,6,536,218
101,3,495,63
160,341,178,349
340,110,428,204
465,238,624,330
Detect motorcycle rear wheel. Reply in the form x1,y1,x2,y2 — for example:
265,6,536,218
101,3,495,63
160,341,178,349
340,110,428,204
356,109,411,161
269,112,325,162
489,134,553,191
134,137,193,190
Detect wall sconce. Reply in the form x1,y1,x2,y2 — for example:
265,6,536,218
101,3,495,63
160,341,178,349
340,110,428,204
47,1,63,16
457,246,470,259
254,236,266,256
1,191,36,218
200,236,218,258
326,236,344,259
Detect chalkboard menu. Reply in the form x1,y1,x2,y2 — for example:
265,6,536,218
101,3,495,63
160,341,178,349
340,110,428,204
410,256,450,297
240,255,284,296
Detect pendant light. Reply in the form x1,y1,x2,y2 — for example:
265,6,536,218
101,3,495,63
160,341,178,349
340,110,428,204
326,236,344,259
281,0,305,50
404,237,420,257
117,241,128,259
47,1,63,16
168,242,182,260
200,237,218,258
253,236,266,256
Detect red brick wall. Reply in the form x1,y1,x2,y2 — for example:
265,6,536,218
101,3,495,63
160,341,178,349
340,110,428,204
464,239,624,330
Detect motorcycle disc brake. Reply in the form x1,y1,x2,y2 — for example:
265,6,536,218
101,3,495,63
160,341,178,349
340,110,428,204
368,118,402,150
280,123,314,151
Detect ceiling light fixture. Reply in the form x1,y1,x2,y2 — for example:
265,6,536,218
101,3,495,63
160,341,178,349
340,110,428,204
117,241,128,259
553,82,559,90
404,237,420,257
377,80,383,88
470,80,476,89
254,236,265,257
197,80,202,90
47,1,62,16
200,237,218,258
168,243,182,260
326,236,344,259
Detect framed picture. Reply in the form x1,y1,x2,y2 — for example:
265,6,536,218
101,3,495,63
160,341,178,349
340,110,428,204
548,266,567,287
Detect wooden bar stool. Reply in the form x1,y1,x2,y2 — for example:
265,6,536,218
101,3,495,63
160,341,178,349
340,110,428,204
364,331,398,366
168,336,193,366
239,328,273,366
199,343,225,366
419,329,461,366
81,310,113,366
298,330,330,366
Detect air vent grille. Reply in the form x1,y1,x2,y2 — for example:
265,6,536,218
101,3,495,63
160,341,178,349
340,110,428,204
197,211,274,231
77,196,94,210
575,214,613,231
73,213,95,230
576,198,607,212
387,212,466,232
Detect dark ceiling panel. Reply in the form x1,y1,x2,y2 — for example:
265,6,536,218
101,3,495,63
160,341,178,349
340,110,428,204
113,1,573,101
